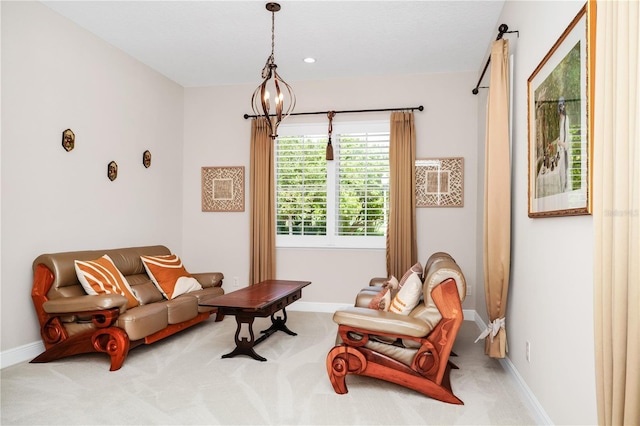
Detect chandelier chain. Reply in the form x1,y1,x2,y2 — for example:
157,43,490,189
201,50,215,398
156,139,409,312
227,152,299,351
271,10,275,60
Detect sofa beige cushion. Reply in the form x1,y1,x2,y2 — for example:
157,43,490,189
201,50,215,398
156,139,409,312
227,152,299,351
116,303,168,341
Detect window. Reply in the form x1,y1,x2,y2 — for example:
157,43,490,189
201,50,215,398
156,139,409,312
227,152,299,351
275,121,390,248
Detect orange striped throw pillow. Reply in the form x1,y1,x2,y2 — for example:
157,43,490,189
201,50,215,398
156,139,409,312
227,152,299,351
75,255,139,309
140,254,202,299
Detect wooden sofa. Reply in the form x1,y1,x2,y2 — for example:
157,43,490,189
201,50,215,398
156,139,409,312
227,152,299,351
326,252,466,404
31,245,224,371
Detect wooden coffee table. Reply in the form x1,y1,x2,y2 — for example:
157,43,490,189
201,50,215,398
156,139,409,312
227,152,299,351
198,279,311,361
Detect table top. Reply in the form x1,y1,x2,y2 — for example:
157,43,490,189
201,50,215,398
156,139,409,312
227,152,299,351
198,279,311,310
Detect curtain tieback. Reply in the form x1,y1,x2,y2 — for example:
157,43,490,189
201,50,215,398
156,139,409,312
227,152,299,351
326,111,335,161
474,317,506,343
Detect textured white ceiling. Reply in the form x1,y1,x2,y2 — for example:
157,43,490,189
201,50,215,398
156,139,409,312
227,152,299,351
42,1,506,88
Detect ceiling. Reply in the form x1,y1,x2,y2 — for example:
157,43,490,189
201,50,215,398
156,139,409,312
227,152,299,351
41,1,506,88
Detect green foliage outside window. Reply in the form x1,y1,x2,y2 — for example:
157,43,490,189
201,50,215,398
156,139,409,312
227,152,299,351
276,133,389,238
276,136,328,236
337,137,388,236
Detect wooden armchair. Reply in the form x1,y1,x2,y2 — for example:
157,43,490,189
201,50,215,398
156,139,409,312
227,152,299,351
326,253,466,404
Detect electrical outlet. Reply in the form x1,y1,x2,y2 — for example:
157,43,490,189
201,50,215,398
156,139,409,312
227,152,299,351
525,341,531,363
466,286,472,296
233,276,239,287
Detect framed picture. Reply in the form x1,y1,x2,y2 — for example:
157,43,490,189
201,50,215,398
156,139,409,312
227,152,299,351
527,5,594,217
201,166,245,212
416,157,464,207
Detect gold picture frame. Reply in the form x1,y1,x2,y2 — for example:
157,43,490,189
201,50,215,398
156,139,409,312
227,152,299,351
527,4,594,217
416,157,464,207
201,166,245,212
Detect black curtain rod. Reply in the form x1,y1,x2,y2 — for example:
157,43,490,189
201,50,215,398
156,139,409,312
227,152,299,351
243,105,423,119
472,24,519,95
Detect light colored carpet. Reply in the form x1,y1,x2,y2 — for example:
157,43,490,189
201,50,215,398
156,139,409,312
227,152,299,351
1,311,537,425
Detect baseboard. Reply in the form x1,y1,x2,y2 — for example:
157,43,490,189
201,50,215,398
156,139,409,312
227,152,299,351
471,314,553,425
1,340,44,370
292,302,482,324
288,300,352,313
498,356,554,425
463,308,477,322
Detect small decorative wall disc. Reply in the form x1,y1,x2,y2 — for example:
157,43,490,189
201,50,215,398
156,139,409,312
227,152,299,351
107,161,118,181
61,129,75,152
142,150,152,168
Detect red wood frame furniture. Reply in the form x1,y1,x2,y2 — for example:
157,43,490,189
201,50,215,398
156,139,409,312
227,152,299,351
30,245,224,371
326,252,466,404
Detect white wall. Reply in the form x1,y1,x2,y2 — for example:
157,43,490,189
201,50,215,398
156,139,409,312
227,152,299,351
182,72,479,306
1,2,185,351
2,2,600,424
476,1,597,424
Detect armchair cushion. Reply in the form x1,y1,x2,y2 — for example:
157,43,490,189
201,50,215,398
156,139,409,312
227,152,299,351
140,254,202,299
333,306,430,337
75,255,139,309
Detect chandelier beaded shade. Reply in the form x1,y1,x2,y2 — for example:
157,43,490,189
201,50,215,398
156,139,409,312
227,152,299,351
251,2,296,139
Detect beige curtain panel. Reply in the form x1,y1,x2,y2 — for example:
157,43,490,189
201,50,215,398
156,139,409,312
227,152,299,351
386,111,418,279
479,38,511,359
593,0,640,424
249,118,276,285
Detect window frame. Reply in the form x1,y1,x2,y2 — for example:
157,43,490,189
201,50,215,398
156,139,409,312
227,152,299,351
275,120,390,249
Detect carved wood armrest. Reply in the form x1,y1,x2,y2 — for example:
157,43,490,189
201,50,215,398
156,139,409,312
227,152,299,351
46,308,121,328
40,307,122,347
43,294,128,314
336,322,444,381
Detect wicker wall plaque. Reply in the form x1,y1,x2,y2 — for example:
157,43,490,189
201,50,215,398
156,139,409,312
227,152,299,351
416,157,464,207
201,166,245,212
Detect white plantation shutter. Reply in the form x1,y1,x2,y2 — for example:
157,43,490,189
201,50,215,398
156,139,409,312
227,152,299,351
276,121,389,248
336,131,389,237
275,133,328,237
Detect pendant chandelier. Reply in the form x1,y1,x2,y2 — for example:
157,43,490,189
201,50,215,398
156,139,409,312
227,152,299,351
251,2,296,139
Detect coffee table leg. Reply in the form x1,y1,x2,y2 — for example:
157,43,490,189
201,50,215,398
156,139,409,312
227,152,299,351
221,315,266,362
257,307,297,343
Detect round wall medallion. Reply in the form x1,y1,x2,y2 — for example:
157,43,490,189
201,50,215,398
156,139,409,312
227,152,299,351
61,129,75,152
107,161,118,181
142,150,152,168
